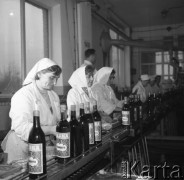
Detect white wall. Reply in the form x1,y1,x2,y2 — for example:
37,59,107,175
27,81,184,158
51,0,76,95
77,2,92,65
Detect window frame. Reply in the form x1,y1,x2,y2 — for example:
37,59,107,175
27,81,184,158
140,50,178,80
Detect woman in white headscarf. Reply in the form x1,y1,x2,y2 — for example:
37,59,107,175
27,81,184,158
132,74,150,102
67,65,95,119
91,67,123,115
1,58,62,163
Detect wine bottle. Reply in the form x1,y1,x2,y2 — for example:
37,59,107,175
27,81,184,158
147,92,152,117
129,95,134,126
133,95,138,123
28,105,46,179
92,100,102,146
56,104,71,164
70,105,82,158
137,94,143,121
85,102,95,148
79,103,89,155
122,96,130,129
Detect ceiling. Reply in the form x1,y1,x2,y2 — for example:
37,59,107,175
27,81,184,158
99,0,184,28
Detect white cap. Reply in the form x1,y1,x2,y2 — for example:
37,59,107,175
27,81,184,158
140,74,149,81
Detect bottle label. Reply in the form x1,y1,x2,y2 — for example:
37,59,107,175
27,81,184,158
134,108,137,121
56,132,70,158
94,121,101,141
89,123,94,145
29,143,43,174
122,111,130,125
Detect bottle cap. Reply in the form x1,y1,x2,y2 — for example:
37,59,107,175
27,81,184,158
71,105,76,111
33,110,40,116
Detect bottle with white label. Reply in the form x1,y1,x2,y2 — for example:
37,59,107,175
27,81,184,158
85,102,95,148
122,96,130,129
92,100,102,146
28,106,46,179
56,104,71,164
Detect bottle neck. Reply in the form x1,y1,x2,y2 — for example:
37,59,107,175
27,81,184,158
93,105,97,112
71,110,76,120
33,116,41,128
61,111,65,121
80,108,85,116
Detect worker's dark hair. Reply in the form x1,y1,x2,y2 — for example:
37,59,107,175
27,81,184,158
35,65,62,80
85,65,95,75
85,49,96,58
111,69,116,75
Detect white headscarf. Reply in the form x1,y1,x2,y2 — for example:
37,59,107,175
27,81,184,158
68,66,88,90
23,58,58,85
94,67,113,85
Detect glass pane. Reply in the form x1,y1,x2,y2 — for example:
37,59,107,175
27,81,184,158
178,51,183,60
141,65,155,75
0,0,21,94
25,2,48,74
110,45,118,84
164,64,169,75
149,65,155,75
164,51,170,63
109,29,117,39
141,65,149,74
141,52,155,63
156,64,162,75
155,52,162,63
169,65,173,75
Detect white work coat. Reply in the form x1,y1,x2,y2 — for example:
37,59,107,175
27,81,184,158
1,82,60,163
91,67,123,115
132,81,147,103
67,66,95,119
1,58,61,163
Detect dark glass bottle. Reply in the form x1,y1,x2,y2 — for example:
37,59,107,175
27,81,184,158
122,96,130,129
85,102,95,148
133,95,138,123
137,94,143,121
70,105,82,158
153,93,157,114
56,104,71,164
79,103,89,154
129,95,134,126
92,100,102,146
28,109,46,179
147,92,152,117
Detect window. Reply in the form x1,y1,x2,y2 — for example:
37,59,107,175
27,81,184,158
0,0,49,94
0,0,21,94
109,29,125,87
140,51,181,80
25,2,49,73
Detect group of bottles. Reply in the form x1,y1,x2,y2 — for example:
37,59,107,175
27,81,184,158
147,92,162,117
122,94,142,128
56,101,102,164
27,101,102,179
